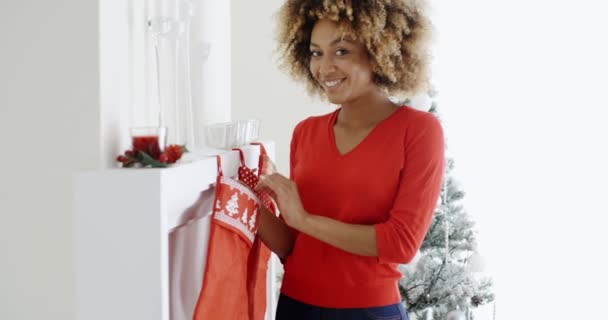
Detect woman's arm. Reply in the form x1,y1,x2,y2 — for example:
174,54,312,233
257,113,445,264
254,173,377,257
299,214,377,257
256,204,296,260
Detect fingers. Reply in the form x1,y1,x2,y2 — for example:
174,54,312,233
255,173,285,194
264,189,278,203
255,174,274,192
255,176,279,203
262,155,277,175
256,181,276,197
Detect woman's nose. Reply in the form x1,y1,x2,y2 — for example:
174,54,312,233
318,56,337,76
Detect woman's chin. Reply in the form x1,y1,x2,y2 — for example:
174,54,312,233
326,93,347,105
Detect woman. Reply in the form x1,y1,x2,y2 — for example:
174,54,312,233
254,1,445,319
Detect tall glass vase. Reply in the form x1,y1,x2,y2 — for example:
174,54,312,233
175,0,196,150
146,0,196,150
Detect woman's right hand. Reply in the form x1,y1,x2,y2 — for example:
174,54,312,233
256,154,296,259
261,154,278,176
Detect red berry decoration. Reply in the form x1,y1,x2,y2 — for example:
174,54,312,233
158,153,170,164
164,145,184,163
116,143,187,168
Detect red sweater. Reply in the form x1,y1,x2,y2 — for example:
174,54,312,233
280,105,445,308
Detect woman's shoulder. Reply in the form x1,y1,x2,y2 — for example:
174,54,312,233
396,105,444,149
398,104,442,128
388,105,444,149
399,104,431,118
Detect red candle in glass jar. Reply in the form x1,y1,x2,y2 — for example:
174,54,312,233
130,127,167,160
132,135,161,158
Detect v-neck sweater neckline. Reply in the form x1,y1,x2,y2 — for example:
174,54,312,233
328,106,404,158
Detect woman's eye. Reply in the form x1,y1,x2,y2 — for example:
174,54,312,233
310,51,321,57
336,49,348,56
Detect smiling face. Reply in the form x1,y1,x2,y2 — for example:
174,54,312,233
309,19,377,105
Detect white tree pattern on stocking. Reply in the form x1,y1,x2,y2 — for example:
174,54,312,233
248,208,257,231
225,192,239,217
240,208,249,225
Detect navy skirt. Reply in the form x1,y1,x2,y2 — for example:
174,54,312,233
276,293,410,320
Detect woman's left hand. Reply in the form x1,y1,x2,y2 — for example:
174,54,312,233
254,173,309,230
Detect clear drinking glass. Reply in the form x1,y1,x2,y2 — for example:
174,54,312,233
204,119,261,149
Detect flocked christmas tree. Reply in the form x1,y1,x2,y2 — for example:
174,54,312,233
398,98,495,320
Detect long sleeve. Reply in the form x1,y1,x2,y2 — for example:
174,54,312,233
374,113,445,264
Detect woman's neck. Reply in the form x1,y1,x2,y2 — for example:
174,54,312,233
337,90,397,129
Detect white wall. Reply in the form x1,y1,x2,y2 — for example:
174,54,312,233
432,1,608,319
0,1,100,319
231,0,331,175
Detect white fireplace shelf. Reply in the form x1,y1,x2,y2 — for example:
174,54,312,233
73,142,277,320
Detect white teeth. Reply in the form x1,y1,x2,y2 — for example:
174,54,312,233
324,79,344,87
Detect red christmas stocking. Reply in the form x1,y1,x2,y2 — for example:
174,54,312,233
193,155,262,320
234,143,276,320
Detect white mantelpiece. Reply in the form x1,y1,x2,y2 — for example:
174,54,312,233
74,142,277,320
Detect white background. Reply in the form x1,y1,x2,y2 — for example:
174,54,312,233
431,1,608,318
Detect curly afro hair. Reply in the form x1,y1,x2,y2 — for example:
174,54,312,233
276,0,433,98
